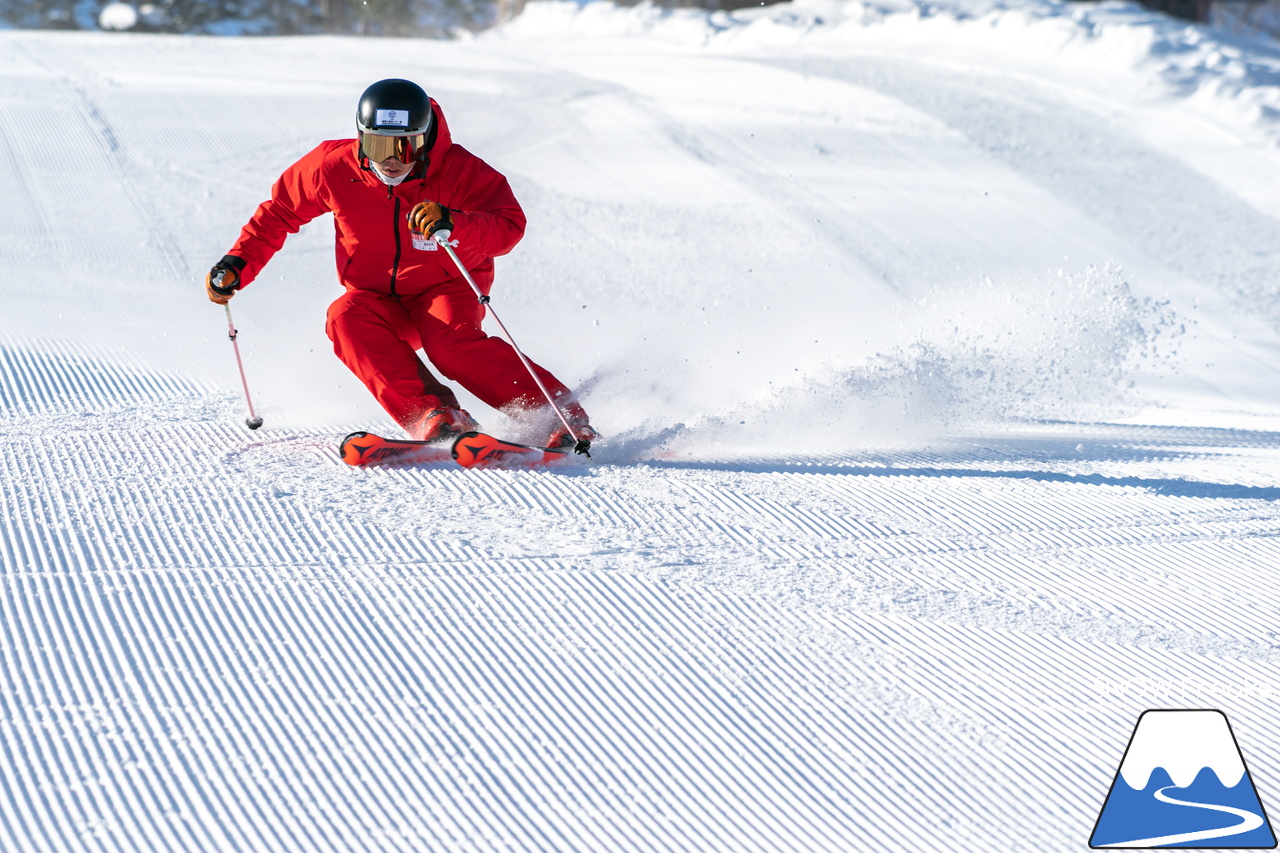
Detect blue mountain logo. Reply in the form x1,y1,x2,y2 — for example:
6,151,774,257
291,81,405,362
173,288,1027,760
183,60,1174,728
1091,710,1276,848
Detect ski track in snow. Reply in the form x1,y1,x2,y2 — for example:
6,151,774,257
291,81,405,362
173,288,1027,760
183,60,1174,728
4,340,1280,851
5,13,1280,853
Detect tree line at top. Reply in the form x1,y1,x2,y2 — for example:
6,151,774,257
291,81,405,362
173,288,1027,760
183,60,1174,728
3,0,774,36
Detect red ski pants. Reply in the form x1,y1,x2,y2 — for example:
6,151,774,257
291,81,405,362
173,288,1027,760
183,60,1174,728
325,281,579,433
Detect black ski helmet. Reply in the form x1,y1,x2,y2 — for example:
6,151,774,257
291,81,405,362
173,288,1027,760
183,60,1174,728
356,78,435,167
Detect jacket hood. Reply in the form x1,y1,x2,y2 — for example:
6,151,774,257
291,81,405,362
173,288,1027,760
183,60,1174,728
421,98,453,181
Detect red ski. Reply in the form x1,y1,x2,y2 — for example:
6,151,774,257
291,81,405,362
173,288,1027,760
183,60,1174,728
339,431,454,467
451,431,573,469
340,430,572,469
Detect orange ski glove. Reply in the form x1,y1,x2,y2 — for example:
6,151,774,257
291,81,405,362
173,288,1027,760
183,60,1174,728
206,256,245,305
407,201,453,236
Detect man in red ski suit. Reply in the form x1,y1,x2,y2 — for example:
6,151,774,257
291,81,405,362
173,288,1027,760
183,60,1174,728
205,78,595,449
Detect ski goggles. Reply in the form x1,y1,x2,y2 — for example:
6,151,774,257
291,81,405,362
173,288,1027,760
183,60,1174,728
360,131,426,163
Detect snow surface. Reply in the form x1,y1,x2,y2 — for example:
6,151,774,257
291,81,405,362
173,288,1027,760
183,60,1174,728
5,0,1280,849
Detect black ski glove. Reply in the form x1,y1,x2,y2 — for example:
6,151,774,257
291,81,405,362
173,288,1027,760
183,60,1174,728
206,255,246,305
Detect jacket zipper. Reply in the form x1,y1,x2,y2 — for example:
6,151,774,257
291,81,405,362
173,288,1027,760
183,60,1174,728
388,185,402,297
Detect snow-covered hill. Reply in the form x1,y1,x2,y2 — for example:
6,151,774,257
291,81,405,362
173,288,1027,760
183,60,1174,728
5,1,1280,849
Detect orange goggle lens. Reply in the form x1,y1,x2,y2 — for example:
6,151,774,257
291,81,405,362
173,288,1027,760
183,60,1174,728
361,132,425,163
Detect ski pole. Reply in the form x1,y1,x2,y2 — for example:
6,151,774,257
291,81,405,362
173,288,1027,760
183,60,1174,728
433,232,590,456
223,303,264,430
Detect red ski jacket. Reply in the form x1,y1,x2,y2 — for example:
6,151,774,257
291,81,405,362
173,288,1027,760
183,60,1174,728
229,99,525,298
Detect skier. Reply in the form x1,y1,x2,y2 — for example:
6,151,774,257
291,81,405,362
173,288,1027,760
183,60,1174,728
205,78,596,450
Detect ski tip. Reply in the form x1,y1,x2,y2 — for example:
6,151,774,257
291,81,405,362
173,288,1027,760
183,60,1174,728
450,431,494,468
340,431,372,466
451,431,571,469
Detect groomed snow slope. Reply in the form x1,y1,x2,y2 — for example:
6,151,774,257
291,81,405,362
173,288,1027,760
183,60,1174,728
5,2,1280,849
